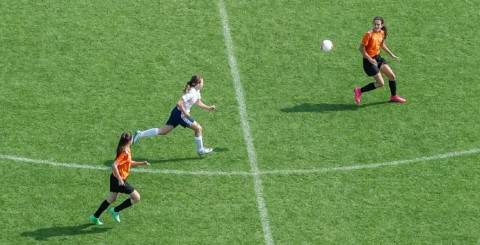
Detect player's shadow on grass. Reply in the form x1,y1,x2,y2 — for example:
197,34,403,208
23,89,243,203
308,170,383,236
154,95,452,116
21,223,111,241
102,148,229,165
143,148,230,164
102,157,198,166
281,101,388,113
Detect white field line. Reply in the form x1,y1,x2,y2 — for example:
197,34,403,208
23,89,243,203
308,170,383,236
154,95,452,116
0,154,250,176
217,1,274,245
261,148,480,175
1,149,479,177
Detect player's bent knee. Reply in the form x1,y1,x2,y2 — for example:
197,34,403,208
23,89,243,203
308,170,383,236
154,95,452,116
131,195,140,204
194,124,202,134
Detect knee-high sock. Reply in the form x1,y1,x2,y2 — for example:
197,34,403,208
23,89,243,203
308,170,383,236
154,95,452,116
140,128,159,138
361,83,376,93
114,199,133,212
93,200,110,218
194,136,203,151
389,80,397,96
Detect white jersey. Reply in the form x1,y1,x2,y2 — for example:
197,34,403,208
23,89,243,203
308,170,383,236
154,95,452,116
181,87,201,113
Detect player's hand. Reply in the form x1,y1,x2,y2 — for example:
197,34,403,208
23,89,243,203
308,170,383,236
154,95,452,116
209,105,216,110
393,55,400,62
370,59,378,66
144,161,150,166
118,179,125,186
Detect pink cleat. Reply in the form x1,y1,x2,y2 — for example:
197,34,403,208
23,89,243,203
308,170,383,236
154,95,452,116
390,95,406,103
354,88,362,105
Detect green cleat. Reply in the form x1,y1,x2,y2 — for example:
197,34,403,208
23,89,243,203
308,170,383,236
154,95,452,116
90,214,103,225
109,208,120,222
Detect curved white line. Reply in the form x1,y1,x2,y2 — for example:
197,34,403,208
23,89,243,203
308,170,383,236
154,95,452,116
261,148,480,175
1,148,478,176
0,154,250,176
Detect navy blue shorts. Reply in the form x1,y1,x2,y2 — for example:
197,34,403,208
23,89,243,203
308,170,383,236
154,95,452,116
165,106,195,128
109,174,135,194
363,55,388,77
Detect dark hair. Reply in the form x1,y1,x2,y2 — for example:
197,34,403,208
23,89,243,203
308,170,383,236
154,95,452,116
373,16,387,40
182,75,203,94
116,132,132,158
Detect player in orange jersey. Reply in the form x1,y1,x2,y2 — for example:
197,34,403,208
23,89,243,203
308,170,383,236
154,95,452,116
90,132,150,225
354,16,406,104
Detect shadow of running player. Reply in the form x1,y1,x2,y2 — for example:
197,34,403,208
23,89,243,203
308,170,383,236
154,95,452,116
20,223,111,241
280,101,389,113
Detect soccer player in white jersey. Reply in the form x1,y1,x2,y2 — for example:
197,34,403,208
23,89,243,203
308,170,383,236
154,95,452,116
132,75,216,155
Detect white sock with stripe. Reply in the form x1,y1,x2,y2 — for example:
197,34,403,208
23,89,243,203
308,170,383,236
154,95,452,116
141,128,159,138
194,136,203,151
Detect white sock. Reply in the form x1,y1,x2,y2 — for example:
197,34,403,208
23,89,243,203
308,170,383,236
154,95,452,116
194,136,203,151
141,128,159,138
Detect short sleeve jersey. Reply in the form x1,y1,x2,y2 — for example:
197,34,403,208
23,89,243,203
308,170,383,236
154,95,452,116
361,30,385,58
181,87,201,113
115,148,132,180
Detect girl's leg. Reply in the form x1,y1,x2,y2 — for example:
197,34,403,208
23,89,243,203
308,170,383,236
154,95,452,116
380,64,396,81
113,190,140,212
109,190,141,223
358,72,384,94
158,125,175,135
354,73,385,105
106,192,120,204
133,125,175,144
189,122,202,137
381,64,398,96
371,72,385,88
91,192,119,222
381,64,396,95
189,122,212,155
381,64,405,102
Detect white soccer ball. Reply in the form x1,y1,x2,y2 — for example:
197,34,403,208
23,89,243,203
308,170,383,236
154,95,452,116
320,39,334,52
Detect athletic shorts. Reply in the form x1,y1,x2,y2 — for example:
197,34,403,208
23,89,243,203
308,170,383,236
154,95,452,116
165,106,195,128
363,55,388,77
109,174,135,194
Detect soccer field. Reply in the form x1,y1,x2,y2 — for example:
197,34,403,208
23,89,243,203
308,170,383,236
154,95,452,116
1,0,479,244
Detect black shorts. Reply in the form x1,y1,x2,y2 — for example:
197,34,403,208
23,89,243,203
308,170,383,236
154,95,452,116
109,174,135,194
363,55,388,77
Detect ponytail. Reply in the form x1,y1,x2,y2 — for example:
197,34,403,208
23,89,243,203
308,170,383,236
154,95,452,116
182,75,203,94
182,84,191,94
382,25,388,40
116,132,132,158
373,16,387,40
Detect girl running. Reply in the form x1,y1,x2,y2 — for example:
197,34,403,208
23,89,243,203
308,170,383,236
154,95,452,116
90,132,150,225
354,16,406,104
132,75,216,156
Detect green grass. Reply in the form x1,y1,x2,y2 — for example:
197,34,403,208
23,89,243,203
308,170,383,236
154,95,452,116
1,0,479,244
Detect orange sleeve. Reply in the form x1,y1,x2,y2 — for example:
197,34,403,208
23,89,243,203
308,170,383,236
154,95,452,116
361,32,371,46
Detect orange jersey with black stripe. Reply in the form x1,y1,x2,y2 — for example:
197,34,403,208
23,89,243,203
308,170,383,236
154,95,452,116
115,148,132,179
361,30,385,57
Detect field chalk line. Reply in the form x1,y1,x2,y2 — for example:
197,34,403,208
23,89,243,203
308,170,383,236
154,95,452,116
217,1,274,245
1,148,479,176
